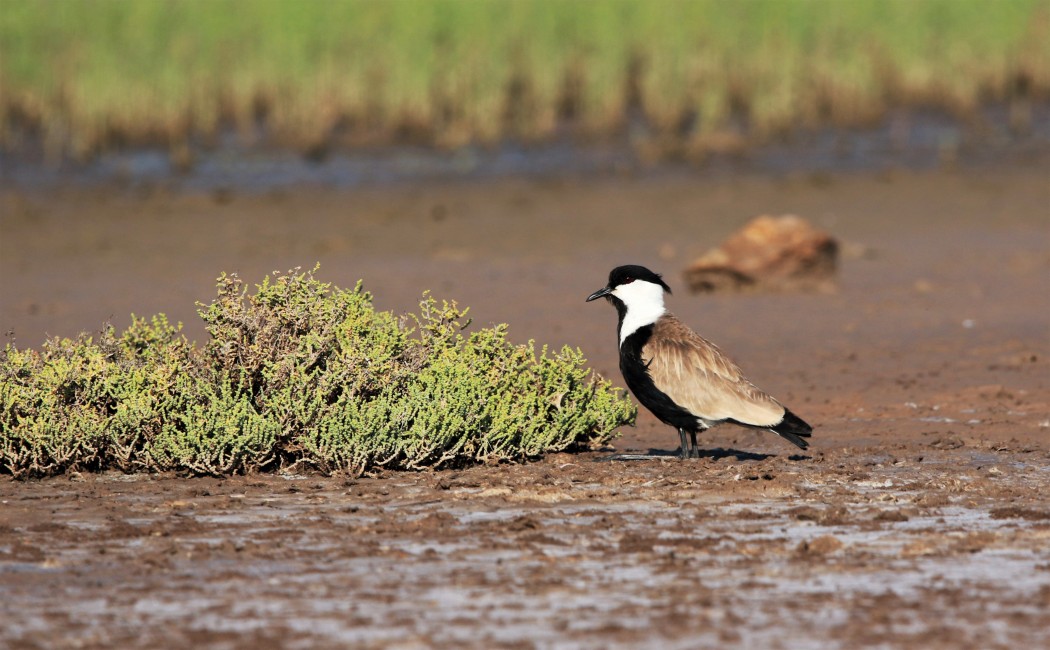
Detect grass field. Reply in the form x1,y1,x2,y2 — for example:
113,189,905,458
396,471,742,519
2,0,1048,161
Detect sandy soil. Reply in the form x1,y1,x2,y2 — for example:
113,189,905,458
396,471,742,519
1,162,1049,648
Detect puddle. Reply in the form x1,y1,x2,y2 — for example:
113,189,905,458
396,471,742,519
4,105,1049,192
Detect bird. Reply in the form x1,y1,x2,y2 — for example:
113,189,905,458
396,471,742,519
586,264,812,458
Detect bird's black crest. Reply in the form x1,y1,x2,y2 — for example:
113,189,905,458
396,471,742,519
607,265,672,294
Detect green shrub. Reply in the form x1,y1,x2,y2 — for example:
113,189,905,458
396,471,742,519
0,267,635,478
146,374,282,476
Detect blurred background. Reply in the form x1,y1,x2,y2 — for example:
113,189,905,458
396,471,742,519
1,0,1048,352
2,0,1048,180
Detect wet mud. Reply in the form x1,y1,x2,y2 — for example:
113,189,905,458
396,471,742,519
2,161,1049,648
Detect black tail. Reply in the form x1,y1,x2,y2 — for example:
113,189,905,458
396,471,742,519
771,409,812,450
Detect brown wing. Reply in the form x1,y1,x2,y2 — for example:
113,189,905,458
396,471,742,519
643,314,785,427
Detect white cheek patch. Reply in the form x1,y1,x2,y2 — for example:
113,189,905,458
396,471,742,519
615,281,667,345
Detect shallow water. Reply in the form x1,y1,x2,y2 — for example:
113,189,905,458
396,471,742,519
3,105,1049,192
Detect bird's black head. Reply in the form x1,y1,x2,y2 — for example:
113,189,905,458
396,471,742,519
586,264,672,303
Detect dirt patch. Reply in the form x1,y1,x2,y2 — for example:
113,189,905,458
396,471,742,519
2,450,1049,649
2,163,1049,648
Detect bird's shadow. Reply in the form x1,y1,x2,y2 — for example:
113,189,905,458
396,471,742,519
597,447,810,462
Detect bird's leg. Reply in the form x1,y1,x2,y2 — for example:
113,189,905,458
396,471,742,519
678,429,690,460
688,431,699,458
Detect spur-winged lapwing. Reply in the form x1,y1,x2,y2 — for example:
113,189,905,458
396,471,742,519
586,264,812,458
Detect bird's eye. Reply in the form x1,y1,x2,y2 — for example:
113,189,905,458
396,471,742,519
623,277,635,284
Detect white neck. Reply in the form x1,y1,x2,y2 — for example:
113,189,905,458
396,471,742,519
614,280,667,346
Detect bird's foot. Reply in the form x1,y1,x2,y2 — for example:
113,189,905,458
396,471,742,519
688,431,702,459
678,429,691,460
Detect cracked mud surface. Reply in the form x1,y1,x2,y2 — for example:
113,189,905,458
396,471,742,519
2,163,1049,648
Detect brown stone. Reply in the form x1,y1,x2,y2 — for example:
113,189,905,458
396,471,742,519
683,215,839,292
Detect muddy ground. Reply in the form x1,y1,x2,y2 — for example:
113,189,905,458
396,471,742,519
1,160,1049,648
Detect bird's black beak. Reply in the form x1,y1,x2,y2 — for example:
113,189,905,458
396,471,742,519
586,286,613,302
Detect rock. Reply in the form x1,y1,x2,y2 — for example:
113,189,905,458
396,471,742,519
683,215,839,293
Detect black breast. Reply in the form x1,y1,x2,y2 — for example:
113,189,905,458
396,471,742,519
619,325,705,433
